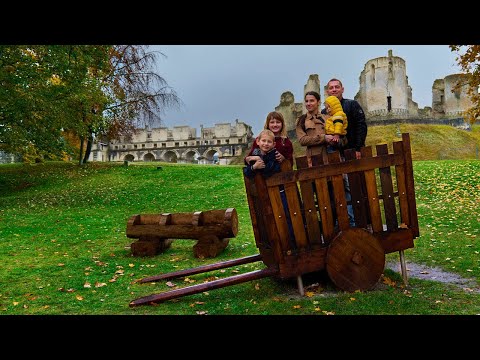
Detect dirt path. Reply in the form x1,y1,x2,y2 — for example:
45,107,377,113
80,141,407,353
385,261,480,293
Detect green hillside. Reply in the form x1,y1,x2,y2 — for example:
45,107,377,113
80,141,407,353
232,124,480,164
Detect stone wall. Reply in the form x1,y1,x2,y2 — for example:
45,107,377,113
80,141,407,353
93,119,253,164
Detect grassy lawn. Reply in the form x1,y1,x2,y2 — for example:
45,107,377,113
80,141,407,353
1,158,479,315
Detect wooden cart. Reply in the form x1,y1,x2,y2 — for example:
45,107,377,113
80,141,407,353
129,133,419,306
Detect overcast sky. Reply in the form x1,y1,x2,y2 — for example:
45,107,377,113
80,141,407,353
150,45,461,136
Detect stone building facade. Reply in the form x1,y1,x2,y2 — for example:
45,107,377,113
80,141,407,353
89,119,253,165
354,49,419,119
0,151,21,164
275,49,474,132
432,73,473,118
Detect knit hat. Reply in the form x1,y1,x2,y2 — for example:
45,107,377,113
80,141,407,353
325,96,344,116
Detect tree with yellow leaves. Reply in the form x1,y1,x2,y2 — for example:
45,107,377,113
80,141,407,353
0,45,181,164
450,45,480,124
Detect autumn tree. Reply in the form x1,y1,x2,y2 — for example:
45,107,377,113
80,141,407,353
0,45,111,162
0,45,181,164
450,45,480,124
79,45,181,164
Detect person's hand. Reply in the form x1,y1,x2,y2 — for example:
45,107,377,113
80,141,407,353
355,151,361,160
325,134,334,144
253,159,265,170
248,155,261,163
275,151,285,163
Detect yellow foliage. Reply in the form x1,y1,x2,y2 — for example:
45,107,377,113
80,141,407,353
50,74,62,86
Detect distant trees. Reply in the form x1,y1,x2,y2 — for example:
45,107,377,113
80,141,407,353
0,45,181,164
450,45,480,124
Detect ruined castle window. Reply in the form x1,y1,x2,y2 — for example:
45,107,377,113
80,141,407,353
205,141,209,145
217,140,221,144
142,144,145,148
196,141,200,145
184,142,187,146
122,145,126,148
387,96,392,112
154,143,157,148
147,133,152,139
134,145,138,149
370,64,375,83
115,146,119,149
162,143,166,148
225,139,230,144
388,61,394,80
175,142,179,146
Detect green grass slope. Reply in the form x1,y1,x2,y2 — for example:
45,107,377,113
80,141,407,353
232,124,480,164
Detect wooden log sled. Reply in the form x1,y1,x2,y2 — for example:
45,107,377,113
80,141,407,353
126,208,238,258
129,133,420,307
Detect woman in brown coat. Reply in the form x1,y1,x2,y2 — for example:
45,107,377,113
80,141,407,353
295,91,335,167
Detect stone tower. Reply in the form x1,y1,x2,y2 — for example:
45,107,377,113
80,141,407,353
356,49,418,118
275,91,298,133
432,73,473,118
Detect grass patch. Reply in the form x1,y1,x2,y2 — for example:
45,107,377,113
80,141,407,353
1,155,480,315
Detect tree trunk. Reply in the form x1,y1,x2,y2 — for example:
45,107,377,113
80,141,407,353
79,136,84,165
83,132,93,164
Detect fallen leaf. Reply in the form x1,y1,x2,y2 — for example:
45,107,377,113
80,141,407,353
383,276,396,287
305,291,315,297
84,282,92,288
166,281,176,287
76,295,84,301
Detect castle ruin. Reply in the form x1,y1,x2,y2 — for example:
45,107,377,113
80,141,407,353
89,119,253,165
275,49,474,134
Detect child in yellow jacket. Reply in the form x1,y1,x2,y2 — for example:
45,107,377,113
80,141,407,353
324,95,348,153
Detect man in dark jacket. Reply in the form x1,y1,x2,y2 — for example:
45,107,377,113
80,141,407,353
321,78,367,227
322,78,367,159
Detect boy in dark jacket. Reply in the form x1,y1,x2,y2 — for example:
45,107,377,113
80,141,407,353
243,129,280,178
243,128,296,244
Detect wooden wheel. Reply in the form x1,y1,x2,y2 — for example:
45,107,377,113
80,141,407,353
326,228,385,292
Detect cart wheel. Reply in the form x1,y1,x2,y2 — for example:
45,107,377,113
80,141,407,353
326,228,385,292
